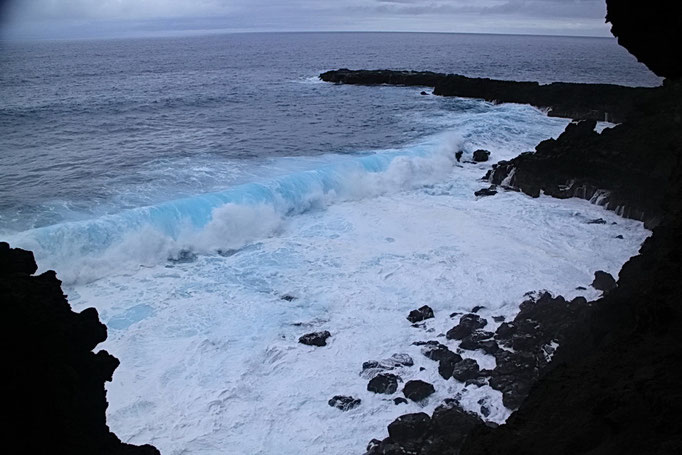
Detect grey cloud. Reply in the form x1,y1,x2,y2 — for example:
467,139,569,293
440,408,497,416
1,0,611,40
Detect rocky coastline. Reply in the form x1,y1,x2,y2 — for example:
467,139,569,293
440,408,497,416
319,69,659,123
320,2,682,454
2,2,680,453
1,242,160,454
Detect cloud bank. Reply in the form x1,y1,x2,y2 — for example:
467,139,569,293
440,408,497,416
1,0,610,40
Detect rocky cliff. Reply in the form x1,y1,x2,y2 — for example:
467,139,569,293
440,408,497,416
1,242,159,454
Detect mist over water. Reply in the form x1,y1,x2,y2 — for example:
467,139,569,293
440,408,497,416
0,33,657,454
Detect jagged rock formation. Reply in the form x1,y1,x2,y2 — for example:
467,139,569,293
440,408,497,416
1,242,159,455
607,0,682,79
347,2,682,453
484,80,682,229
459,2,682,454
320,69,658,123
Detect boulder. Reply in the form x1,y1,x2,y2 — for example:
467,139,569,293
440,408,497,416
328,395,361,411
403,380,435,402
298,331,331,346
368,373,401,394
387,413,432,445
451,358,481,382
447,314,488,340
361,353,414,378
473,149,491,162
455,151,464,162
407,305,434,323
592,271,617,292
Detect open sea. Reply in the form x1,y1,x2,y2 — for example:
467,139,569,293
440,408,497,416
0,32,660,454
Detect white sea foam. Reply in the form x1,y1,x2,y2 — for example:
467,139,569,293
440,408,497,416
33,101,649,455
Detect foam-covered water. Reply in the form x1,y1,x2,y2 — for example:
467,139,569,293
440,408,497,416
0,33,655,454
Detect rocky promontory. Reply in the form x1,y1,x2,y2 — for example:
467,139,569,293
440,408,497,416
1,242,159,454
320,69,658,123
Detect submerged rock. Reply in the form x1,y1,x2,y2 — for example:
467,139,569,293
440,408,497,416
328,395,361,411
473,149,491,162
298,331,331,346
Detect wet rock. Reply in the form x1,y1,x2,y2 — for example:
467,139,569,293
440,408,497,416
474,186,498,197
438,353,461,380
420,341,460,363
280,294,296,301
451,358,481,382
328,395,361,411
459,330,495,351
420,91,428,95
492,315,505,322
368,373,401,394
455,151,464,162
576,286,587,290
388,413,432,445
473,149,491,162
471,305,486,313
615,234,624,239
394,397,409,405
298,331,331,346
587,217,608,224
592,270,617,292
447,314,488,340
403,380,435,402
407,305,434,323
362,353,414,378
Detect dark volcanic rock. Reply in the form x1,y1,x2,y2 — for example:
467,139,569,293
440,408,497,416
451,358,481,382
487,292,590,409
592,270,617,292
362,353,414,378
1,242,159,455
606,0,682,79
388,413,432,445
455,151,463,162
407,305,435,323
394,397,409,405
484,103,682,228
403,380,435,402
447,314,488,340
320,69,654,123
368,373,401,394
474,186,498,197
472,149,491,162
328,395,361,411
420,341,460,363
367,405,483,455
298,330,331,346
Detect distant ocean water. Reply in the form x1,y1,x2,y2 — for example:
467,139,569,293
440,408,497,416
0,33,656,454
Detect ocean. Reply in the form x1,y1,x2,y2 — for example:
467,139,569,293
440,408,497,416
0,32,659,454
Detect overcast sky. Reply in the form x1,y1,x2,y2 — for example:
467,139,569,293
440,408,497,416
1,0,612,40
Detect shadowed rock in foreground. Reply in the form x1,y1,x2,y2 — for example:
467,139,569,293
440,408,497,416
320,69,659,123
1,242,159,455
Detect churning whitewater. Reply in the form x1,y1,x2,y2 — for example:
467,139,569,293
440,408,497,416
6,98,647,455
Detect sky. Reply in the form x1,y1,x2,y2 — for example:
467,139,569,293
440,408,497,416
1,0,612,40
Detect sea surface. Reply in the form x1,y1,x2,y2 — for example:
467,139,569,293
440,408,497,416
0,33,658,454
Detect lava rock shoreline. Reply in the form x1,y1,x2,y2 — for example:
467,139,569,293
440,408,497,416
322,2,682,454
1,242,160,454
320,69,658,123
